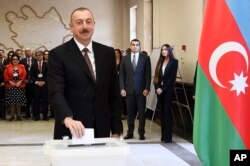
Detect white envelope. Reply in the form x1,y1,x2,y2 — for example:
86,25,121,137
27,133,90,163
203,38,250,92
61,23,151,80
72,128,95,145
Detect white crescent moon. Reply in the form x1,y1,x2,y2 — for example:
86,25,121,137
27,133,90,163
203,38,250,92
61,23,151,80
209,41,248,88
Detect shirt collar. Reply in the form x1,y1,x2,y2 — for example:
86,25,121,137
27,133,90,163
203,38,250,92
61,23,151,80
74,38,93,54
131,52,139,56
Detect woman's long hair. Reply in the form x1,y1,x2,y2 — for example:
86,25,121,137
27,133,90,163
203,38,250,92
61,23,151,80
114,49,122,63
153,44,174,84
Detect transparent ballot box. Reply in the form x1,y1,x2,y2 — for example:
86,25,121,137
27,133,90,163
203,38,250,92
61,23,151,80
43,138,131,166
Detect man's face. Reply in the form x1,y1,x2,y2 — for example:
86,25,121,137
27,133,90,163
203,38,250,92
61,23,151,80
16,50,23,57
36,53,43,61
130,41,140,54
25,49,32,57
70,10,95,45
0,50,5,58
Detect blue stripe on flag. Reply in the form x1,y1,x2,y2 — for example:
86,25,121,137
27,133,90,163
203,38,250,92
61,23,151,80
226,0,250,49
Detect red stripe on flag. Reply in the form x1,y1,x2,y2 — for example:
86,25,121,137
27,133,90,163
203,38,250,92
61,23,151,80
199,0,250,148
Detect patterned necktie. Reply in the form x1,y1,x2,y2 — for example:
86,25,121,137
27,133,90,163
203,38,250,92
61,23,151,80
132,54,136,71
27,58,31,68
83,48,95,81
38,61,42,73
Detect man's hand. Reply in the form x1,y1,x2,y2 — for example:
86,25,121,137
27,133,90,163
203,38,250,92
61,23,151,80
64,117,85,138
9,80,15,87
120,89,126,97
37,81,46,87
156,88,162,95
0,82,5,87
143,89,149,96
15,81,22,87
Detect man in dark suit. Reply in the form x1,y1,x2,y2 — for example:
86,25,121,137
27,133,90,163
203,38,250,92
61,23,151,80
0,49,5,119
30,50,49,121
20,48,36,118
48,7,122,139
0,49,8,66
119,39,151,140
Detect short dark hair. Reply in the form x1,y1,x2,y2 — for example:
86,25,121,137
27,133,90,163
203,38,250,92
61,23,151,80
15,49,22,53
70,7,95,23
141,51,148,56
35,50,43,56
130,39,140,46
11,53,20,60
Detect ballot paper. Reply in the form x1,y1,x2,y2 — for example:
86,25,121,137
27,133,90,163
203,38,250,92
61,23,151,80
72,128,94,145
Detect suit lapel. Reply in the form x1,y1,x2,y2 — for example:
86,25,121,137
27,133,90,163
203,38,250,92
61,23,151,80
42,61,46,71
127,54,134,73
135,54,143,72
92,42,100,85
68,39,95,82
163,59,173,77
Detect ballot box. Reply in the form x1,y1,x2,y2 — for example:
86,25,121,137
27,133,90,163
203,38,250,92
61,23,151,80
43,138,131,166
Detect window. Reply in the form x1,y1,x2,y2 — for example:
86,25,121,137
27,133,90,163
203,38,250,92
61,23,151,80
130,5,137,41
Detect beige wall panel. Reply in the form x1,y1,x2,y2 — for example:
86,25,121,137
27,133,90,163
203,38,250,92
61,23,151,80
153,0,204,83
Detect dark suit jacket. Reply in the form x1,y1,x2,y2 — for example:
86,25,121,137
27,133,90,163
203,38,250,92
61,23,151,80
30,61,48,83
2,59,9,66
154,58,178,93
119,53,151,94
48,38,122,139
20,57,37,82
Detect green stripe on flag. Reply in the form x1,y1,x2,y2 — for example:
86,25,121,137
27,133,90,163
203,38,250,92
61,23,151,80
193,64,245,166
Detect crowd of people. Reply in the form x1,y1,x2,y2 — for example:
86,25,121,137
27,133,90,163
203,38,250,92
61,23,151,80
0,48,51,121
0,7,179,143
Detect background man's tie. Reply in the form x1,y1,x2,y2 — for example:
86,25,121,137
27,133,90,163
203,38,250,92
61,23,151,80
27,58,31,69
38,61,42,73
132,54,136,71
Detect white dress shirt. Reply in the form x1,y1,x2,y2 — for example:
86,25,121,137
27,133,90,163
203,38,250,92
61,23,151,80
131,52,139,66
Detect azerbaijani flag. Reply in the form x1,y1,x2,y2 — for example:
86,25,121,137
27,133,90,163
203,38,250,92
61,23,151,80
193,0,250,165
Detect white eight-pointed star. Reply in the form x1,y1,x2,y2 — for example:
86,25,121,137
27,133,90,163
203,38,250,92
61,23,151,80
229,72,249,96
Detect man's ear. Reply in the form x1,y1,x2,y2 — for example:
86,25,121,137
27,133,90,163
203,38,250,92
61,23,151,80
69,23,73,33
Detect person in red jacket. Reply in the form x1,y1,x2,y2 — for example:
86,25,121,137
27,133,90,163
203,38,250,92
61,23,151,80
4,53,27,121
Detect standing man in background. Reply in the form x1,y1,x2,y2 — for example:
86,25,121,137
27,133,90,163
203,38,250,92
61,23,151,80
30,50,49,121
20,48,36,119
0,49,6,119
119,39,151,140
48,7,122,139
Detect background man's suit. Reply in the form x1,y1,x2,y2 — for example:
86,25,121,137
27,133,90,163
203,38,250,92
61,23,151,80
30,60,49,120
20,57,37,118
119,53,151,137
48,38,122,139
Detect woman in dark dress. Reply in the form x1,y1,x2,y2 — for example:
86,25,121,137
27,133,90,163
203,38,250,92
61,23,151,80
115,49,127,120
153,44,178,143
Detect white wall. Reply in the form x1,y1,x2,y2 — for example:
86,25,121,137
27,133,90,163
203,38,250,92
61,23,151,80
0,0,128,51
129,0,153,54
153,0,204,83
